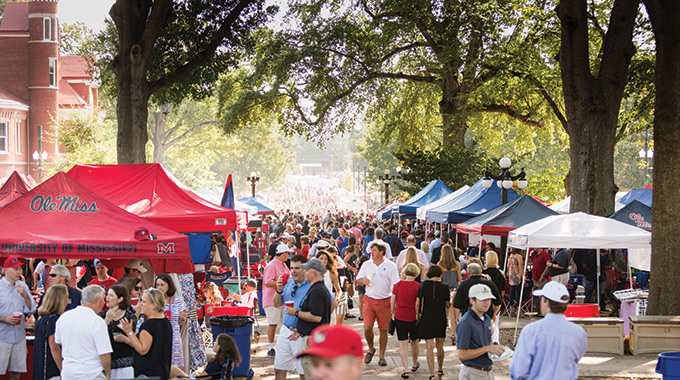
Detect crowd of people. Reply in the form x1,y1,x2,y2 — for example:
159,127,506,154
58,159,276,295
0,207,613,380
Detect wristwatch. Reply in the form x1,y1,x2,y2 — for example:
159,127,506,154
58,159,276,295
295,310,299,317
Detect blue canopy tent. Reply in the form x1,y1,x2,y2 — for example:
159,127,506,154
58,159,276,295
618,189,652,207
238,196,277,215
425,178,520,224
394,179,453,219
609,200,652,231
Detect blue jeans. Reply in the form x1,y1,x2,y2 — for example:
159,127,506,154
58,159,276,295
584,277,606,307
509,285,521,307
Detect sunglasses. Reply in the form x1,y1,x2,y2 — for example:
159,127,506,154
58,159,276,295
49,273,59,277
134,286,143,291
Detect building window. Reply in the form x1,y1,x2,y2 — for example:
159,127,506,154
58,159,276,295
43,17,51,41
15,120,21,155
49,58,56,87
0,122,7,153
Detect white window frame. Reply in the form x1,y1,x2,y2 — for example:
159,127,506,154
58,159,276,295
49,58,57,87
43,17,51,41
0,122,7,153
14,120,21,155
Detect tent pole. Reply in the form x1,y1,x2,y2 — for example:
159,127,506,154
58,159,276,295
398,214,402,241
514,248,531,346
627,257,633,288
596,248,601,309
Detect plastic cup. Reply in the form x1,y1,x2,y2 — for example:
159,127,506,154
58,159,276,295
285,301,294,308
12,312,21,325
131,298,139,306
164,310,172,319
280,273,290,284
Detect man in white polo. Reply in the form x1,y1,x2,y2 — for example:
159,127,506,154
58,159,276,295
356,242,399,366
54,285,112,380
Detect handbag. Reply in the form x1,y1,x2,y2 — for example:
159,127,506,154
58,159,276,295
415,282,425,330
388,282,401,336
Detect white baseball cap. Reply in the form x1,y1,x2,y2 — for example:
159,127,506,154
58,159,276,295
469,284,495,301
276,244,294,255
533,281,570,303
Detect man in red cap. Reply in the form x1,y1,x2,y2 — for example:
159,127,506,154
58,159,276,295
0,257,36,380
296,324,364,380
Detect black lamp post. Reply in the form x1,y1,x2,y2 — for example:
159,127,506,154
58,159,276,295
481,157,528,265
246,172,260,197
378,167,403,204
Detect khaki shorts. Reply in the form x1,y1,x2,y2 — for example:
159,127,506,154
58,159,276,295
0,339,27,375
265,306,284,326
459,365,495,380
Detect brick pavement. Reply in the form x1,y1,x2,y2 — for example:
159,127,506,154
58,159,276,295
246,308,662,380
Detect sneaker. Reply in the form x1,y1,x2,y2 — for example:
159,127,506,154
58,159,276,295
267,348,276,358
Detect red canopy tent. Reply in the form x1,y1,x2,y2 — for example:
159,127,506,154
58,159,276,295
0,171,35,208
66,164,248,232
0,172,193,273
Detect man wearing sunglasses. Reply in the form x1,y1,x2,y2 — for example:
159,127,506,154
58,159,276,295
273,255,311,380
39,264,81,312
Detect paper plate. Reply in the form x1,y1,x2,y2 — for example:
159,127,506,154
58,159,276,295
489,346,513,361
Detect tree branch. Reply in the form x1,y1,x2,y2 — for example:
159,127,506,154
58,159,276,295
377,42,428,64
148,0,256,94
474,104,545,128
166,121,218,146
139,0,172,64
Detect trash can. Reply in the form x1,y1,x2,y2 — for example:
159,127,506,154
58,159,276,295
657,352,680,380
210,315,254,377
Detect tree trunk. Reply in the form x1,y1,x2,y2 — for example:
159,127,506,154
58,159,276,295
558,0,638,216
440,72,467,148
643,0,680,315
116,44,150,164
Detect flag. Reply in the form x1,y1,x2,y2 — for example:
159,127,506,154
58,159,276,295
220,174,235,209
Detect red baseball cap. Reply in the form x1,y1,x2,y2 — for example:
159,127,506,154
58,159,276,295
296,324,363,359
3,257,24,268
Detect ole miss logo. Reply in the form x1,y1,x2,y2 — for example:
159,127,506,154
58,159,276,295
156,243,176,254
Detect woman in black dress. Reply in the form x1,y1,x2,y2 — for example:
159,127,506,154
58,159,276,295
115,289,172,380
416,265,451,380
34,284,68,380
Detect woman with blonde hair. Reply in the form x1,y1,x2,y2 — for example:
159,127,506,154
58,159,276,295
391,263,422,378
116,289,172,380
401,247,425,282
201,282,223,305
437,244,462,344
421,241,431,263
483,250,505,344
34,285,68,380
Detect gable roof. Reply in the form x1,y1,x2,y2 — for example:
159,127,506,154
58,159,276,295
0,87,29,110
60,56,95,79
58,78,87,106
0,2,28,33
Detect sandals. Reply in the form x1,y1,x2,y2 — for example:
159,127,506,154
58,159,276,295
438,369,444,377
411,362,420,372
429,376,436,380
401,372,410,378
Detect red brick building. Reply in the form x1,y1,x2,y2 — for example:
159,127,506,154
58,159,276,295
0,0,98,181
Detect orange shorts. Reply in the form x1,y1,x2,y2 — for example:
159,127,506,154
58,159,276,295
363,296,392,330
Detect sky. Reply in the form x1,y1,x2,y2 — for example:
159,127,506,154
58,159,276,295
58,0,116,32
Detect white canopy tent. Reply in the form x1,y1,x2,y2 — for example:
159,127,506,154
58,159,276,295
549,194,628,214
507,212,652,342
415,185,469,220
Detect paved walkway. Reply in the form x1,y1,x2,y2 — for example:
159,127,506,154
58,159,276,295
246,307,662,380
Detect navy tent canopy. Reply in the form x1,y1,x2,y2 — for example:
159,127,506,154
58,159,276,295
425,178,520,224
395,179,453,218
456,194,558,236
238,196,277,215
609,200,651,231
618,189,652,207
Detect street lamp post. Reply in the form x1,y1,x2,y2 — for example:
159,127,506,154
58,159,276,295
638,148,654,188
378,167,403,204
481,157,528,266
246,172,260,197
32,125,47,183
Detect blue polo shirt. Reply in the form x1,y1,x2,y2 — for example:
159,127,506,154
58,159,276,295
281,279,311,329
456,309,493,368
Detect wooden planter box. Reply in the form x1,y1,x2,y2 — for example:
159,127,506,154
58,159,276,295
568,317,624,355
629,315,680,356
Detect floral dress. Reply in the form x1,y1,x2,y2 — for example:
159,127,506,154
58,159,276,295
179,273,207,371
166,295,186,367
